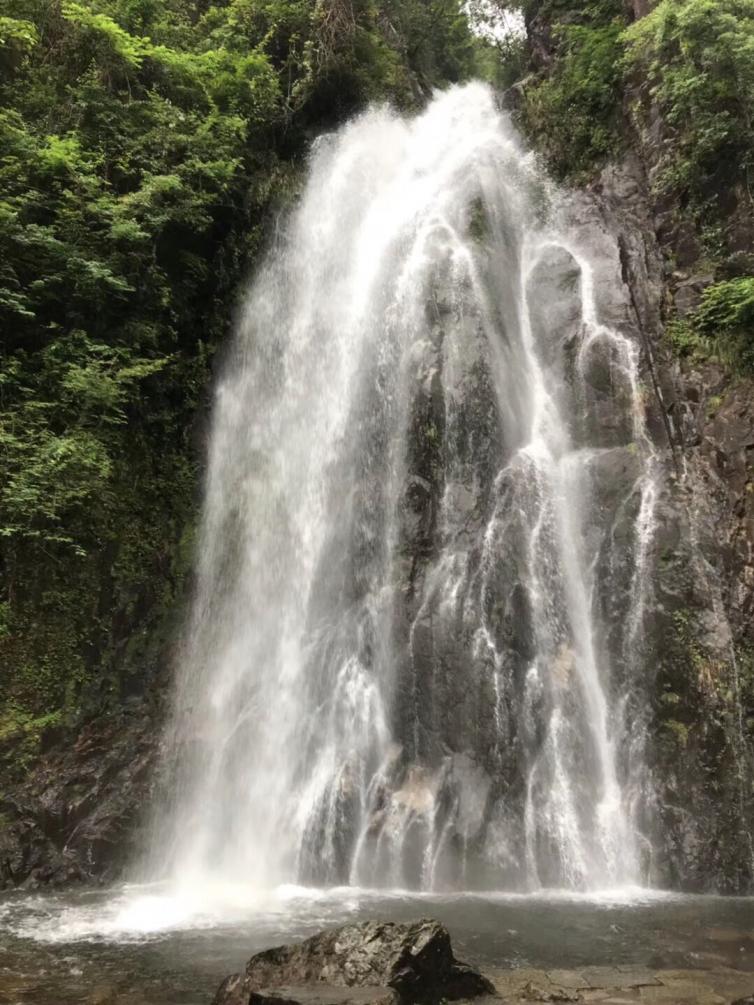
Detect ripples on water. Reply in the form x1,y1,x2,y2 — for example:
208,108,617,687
1,886,753,1004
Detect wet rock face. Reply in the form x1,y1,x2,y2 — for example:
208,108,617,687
368,184,670,892
0,707,158,888
647,378,754,893
593,155,754,893
212,919,494,1005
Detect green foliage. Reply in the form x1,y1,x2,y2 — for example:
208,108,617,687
0,706,63,788
0,0,478,730
696,277,754,340
390,0,479,89
1,335,169,549
0,15,37,53
520,0,627,178
668,278,754,374
511,0,754,208
465,3,528,89
623,0,754,224
706,393,723,416
667,316,701,358
663,717,690,748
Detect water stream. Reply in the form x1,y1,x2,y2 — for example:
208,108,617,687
146,82,660,899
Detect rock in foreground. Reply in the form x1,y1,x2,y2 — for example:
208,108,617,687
212,919,495,1005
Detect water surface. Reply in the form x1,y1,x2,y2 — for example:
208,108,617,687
1,886,753,1004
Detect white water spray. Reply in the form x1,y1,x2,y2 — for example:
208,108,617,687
149,83,659,897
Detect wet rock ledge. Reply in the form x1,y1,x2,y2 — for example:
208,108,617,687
211,919,754,1005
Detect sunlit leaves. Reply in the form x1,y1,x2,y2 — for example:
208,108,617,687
0,14,38,74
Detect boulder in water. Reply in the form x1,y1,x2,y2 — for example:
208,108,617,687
212,919,495,1005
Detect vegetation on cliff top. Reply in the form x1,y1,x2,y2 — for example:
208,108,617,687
514,0,754,370
518,0,627,179
623,0,754,373
0,0,489,748
517,0,754,190
623,0,754,237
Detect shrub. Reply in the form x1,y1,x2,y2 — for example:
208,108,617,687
623,0,754,222
668,277,754,374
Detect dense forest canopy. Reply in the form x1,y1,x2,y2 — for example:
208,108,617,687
0,0,487,768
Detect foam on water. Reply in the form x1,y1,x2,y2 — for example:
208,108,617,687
0,882,687,947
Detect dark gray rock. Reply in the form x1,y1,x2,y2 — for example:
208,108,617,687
251,988,398,1005
212,919,495,1005
673,275,713,317
584,142,754,895
246,986,396,1005
0,706,159,888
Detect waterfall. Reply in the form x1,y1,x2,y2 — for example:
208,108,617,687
150,82,659,895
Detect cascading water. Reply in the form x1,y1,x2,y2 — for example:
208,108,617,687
150,82,660,896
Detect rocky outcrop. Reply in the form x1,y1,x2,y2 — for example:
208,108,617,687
585,81,754,899
516,0,754,894
213,920,495,1005
0,704,159,887
597,111,754,895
